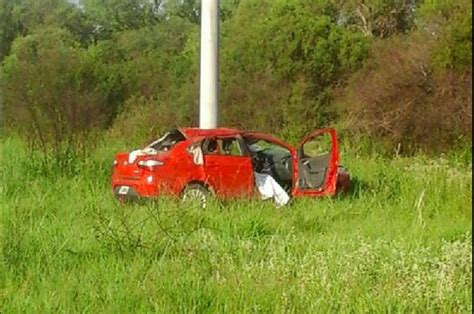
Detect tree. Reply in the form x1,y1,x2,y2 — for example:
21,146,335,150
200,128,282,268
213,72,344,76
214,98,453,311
82,0,164,35
418,0,472,70
219,0,369,137
166,0,242,24
2,27,110,158
338,32,472,153
331,0,422,38
0,0,95,59
0,0,20,59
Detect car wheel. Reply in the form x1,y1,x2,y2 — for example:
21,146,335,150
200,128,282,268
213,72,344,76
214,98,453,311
336,167,351,195
181,184,210,209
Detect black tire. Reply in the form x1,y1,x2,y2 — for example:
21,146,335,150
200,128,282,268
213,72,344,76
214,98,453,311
181,184,210,209
336,167,351,195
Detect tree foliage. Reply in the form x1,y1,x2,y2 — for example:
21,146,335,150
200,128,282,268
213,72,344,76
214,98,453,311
82,0,165,34
0,0,94,59
330,0,421,38
219,0,369,138
2,27,111,158
1,0,471,156
418,0,472,70
336,0,472,153
338,33,472,153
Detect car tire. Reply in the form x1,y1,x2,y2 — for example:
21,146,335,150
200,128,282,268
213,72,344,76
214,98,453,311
181,184,210,209
336,167,351,195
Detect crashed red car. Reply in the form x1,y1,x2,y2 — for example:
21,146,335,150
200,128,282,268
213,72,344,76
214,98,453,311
111,127,350,204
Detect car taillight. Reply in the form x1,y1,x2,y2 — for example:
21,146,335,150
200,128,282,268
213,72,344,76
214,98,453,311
137,160,165,170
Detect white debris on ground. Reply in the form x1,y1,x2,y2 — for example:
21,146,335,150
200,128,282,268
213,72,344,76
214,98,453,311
254,172,290,208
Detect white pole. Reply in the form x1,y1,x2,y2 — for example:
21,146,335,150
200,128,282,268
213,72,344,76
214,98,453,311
199,0,219,129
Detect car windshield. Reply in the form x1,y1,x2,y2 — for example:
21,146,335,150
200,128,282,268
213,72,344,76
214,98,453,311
248,143,264,153
146,129,186,152
246,138,289,154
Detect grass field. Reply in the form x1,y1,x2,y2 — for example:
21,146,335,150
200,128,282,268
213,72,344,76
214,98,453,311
1,138,472,312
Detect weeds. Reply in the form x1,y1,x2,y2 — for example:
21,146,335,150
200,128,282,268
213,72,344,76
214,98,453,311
1,138,472,312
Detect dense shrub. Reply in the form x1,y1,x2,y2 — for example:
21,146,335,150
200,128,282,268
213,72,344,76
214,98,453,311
338,33,472,153
220,0,369,139
1,0,471,158
330,0,421,38
418,0,472,70
336,0,472,154
2,27,111,159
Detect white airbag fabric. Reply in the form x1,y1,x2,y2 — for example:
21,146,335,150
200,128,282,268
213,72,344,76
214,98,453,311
128,148,157,164
188,145,204,166
254,172,290,207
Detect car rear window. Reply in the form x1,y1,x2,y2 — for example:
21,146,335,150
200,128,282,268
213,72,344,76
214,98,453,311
147,129,186,152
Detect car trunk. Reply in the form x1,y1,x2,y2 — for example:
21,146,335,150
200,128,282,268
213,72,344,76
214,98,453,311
114,153,144,180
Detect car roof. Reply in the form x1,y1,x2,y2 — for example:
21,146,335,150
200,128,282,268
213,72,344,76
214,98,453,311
179,127,243,139
178,127,294,150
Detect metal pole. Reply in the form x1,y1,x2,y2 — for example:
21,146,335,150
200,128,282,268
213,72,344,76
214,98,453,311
199,0,219,129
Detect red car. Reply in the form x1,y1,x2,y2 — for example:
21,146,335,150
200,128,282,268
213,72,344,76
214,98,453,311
111,127,350,205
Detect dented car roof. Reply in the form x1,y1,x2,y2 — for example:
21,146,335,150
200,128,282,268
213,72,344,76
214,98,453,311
179,127,243,139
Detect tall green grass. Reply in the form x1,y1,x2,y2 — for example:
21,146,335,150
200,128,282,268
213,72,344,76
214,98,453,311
1,137,472,312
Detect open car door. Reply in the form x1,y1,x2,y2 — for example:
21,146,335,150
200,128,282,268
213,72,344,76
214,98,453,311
293,128,339,197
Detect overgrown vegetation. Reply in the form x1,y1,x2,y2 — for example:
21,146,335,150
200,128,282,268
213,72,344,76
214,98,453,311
0,0,472,311
1,138,472,312
1,0,471,156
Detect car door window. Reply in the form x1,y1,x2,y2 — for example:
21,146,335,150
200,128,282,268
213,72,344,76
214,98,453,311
201,136,254,197
299,133,333,189
302,133,332,158
203,137,245,157
221,138,244,156
203,138,219,155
